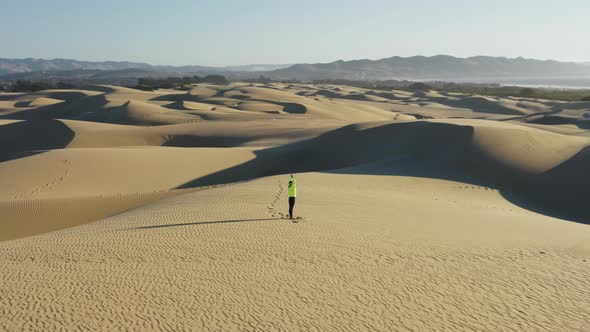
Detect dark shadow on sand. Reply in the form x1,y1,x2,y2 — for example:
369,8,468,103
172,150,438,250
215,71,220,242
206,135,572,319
176,121,475,189
327,159,590,225
0,119,75,161
174,120,590,225
129,218,283,230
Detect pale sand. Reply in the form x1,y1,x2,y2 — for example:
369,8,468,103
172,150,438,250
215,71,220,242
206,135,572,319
0,83,589,331
1,173,588,331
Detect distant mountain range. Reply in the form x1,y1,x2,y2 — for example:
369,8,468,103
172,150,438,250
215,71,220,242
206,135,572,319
268,56,590,81
2,56,590,85
0,58,290,75
0,68,189,86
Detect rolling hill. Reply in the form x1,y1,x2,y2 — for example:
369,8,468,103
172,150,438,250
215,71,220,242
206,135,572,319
0,58,290,75
267,55,590,81
3,56,590,87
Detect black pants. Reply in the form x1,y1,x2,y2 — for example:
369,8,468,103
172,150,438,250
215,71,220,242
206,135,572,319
288,197,296,218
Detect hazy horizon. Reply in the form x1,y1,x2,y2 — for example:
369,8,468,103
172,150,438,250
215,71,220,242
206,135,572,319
4,54,589,69
2,0,589,66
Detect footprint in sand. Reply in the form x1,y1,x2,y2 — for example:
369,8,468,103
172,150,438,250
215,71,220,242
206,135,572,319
292,216,307,223
267,180,306,223
13,159,72,199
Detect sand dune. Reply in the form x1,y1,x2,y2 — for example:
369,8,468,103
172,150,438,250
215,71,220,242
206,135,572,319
0,189,193,241
0,147,256,200
0,83,589,331
0,173,588,330
19,97,64,107
0,146,255,241
4,83,582,124
173,118,590,222
0,118,340,157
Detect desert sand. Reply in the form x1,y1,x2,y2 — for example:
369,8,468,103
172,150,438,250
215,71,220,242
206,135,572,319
0,83,589,331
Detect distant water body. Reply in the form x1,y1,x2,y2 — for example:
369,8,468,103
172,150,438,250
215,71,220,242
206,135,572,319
429,77,590,90
498,83,590,90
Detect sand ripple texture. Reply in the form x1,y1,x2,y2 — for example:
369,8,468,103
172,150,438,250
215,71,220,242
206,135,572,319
1,173,589,331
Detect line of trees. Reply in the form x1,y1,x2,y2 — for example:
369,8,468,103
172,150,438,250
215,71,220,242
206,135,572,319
311,79,590,101
243,75,274,83
136,75,228,90
3,80,75,92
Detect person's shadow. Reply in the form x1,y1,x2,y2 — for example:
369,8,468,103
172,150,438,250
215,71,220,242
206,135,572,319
127,218,283,230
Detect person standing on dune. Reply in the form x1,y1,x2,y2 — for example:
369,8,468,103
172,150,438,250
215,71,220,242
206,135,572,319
288,174,297,220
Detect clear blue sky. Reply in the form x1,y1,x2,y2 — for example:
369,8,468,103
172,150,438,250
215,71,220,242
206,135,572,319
1,0,589,66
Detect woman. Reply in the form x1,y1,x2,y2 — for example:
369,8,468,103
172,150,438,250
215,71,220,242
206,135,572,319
288,174,296,219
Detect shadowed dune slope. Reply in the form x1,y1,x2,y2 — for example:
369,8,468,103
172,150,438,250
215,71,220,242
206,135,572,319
0,118,342,155
180,119,590,223
2,116,587,244
2,83,590,125
181,119,589,183
0,119,75,161
1,84,590,235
